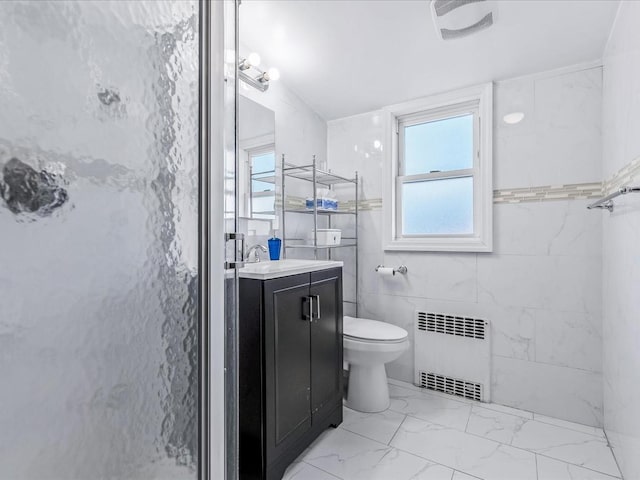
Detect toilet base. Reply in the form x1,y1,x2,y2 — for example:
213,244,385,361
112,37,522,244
345,363,390,413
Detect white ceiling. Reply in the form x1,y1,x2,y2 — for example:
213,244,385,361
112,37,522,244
239,0,620,121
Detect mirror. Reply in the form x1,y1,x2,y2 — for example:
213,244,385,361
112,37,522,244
238,95,275,220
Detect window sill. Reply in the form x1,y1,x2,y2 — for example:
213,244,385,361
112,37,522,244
383,237,492,253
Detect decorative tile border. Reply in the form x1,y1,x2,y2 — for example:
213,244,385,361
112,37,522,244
339,198,383,211
282,184,605,210
603,155,640,195
276,157,640,210
493,183,603,204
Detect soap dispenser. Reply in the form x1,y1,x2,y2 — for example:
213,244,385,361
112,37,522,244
267,230,281,261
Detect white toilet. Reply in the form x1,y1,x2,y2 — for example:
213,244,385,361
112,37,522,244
343,316,409,413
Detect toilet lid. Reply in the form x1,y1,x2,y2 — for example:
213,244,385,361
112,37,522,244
343,316,408,342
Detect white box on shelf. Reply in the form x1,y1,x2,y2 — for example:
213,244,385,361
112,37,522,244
309,229,341,246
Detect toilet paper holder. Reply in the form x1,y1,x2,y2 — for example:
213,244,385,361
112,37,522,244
375,265,408,275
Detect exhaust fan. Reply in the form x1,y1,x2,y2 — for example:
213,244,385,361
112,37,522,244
431,0,496,40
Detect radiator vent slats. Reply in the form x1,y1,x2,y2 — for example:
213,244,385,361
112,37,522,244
419,371,483,402
417,311,486,340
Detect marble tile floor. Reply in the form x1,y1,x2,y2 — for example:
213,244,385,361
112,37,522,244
283,380,621,480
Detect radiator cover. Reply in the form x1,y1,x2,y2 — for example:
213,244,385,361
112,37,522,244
414,311,491,402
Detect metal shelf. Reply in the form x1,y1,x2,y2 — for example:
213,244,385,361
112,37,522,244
284,243,357,249
282,162,357,186
283,209,356,216
285,237,356,241
281,154,359,316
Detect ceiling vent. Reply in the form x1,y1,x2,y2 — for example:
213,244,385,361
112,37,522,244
430,0,496,40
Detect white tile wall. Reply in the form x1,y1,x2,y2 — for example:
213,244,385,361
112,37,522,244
491,356,603,426
602,2,640,479
477,254,601,313
494,68,602,189
493,201,602,257
328,66,604,426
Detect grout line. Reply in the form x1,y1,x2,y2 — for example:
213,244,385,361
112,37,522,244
387,414,408,446
388,381,474,407
337,426,395,449
532,414,605,438
453,470,484,480
535,453,539,480
534,453,622,479
300,460,342,479
464,404,472,433
488,352,604,374
603,429,625,480
472,404,536,424
474,254,479,303
472,402,534,420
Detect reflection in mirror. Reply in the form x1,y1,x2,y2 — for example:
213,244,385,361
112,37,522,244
238,95,275,220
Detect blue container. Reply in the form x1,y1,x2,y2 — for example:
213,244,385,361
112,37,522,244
268,237,281,261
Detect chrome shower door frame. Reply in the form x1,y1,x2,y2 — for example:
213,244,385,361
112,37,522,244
200,1,241,479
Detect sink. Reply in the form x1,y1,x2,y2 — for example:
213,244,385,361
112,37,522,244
239,259,343,280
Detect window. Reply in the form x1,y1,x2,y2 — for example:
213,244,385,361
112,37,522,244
383,83,493,252
248,146,276,219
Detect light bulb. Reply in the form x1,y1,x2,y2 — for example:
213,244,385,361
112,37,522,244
373,140,381,149
248,52,261,67
267,67,280,81
503,112,525,124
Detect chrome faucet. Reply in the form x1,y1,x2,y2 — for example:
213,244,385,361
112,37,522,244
245,244,268,263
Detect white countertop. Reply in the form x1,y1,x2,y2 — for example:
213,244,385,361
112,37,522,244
239,259,343,280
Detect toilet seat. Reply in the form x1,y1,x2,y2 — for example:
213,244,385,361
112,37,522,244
344,335,407,344
343,316,408,343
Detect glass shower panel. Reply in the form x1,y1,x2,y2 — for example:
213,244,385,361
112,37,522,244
0,2,200,478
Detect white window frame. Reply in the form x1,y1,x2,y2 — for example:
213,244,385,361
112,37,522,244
383,83,493,252
239,133,275,218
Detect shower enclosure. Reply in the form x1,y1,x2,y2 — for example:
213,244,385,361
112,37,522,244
0,1,236,478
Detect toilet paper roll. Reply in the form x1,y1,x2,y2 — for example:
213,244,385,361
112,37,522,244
376,267,395,276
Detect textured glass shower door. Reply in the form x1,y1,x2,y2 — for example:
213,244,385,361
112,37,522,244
0,1,204,478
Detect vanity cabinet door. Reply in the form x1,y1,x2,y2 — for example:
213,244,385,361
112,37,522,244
310,268,343,421
263,273,312,464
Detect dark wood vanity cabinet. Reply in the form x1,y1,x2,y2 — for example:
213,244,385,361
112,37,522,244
239,267,343,480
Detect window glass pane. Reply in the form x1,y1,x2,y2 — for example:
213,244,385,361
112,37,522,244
402,176,473,235
251,178,274,192
403,114,473,175
252,194,275,217
251,151,275,193
251,151,275,174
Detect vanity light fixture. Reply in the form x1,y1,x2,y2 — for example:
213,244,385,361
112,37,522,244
239,54,279,92
503,112,525,124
